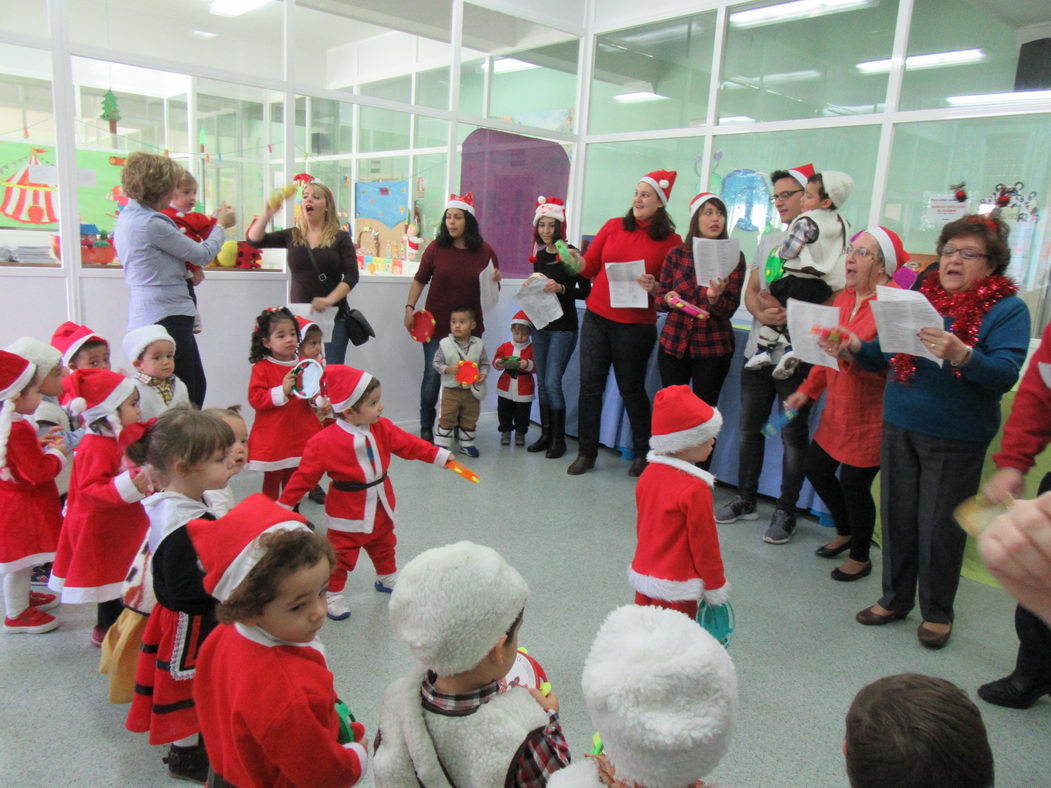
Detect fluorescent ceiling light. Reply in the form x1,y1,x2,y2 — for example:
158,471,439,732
492,58,538,74
857,48,986,74
192,30,218,39
613,91,670,103
721,115,756,124
730,0,874,29
209,0,271,17
946,89,1051,106
725,69,822,88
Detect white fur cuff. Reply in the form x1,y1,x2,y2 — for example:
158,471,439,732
114,470,146,503
270,385,289,407
701,582,730,606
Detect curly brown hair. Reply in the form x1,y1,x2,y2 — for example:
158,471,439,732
937,215,1011,276
249,307,299,364
121,152,183,207
124,405,233,482
216,528,334,624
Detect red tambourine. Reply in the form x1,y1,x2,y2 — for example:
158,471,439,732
498,649,549,693
408,309,437,343
455,360,480,386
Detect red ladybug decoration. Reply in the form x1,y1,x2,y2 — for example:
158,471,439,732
235,241,262,270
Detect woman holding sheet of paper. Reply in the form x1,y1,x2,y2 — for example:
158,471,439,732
833,215,1029,649
566,170,682,478
785,228,904,583
655,192,745,449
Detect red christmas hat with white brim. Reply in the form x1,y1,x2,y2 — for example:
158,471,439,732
639,170,677,206
650,384,722,454
510,310,532,329
0,349,35,401
122,324,176,365
187,493,311,603
446,192,475,216
787,163,815,189
325,364,374,413
4,338,59,378
294,315,320,339
51,321,107,367
690,192,720,221
864,226,910,275
65,368,136,432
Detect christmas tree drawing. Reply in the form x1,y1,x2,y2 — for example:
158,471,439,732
100,90,121,134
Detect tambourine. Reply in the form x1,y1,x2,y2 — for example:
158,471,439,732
455,360,480,386
697,600,735,648
291,358,324,399
499,648,550,695
408,309,437,343
954,492,1012,538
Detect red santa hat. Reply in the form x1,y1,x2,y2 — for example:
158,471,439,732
51,321,107,367
122,324,176,365
324,364,374,414
529,195,568,262
860,226,910,275
65,368,136,435
639,170,677,206
650,385,722,455
0,350,37,481
787,163,815,189
510,310,532,330
446,192,475,216
294,315,321,339
187,493,311,603
689,192,721,221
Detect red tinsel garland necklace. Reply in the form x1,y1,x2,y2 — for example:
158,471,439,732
889,274,1016,383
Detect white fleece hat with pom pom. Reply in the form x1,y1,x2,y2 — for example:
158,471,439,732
389,541,529,675
582,605,737,788
5,337,61,378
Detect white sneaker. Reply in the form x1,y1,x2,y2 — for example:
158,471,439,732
326,593,351,621
374,572,397,593
772,349,800,380
744,349,774,370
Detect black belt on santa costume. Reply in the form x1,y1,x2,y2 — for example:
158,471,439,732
331,473,388,493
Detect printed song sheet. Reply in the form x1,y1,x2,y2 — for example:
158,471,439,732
786,298,840,370
870,285,943,362
692,238,741,285
605,260,647,308
479,260,500,314
515,276,563,330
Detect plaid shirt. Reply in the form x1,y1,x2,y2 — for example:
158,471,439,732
779,216,819,267
136,371,176,405
656,244,746,359
420,672,571,787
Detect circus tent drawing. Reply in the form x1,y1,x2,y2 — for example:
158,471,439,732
0,148,58,225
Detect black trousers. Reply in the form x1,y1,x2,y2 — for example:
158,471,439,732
804,441,879,563
157,314,206,407
657,350,733,470
1011,472,1051,680
497,398,531,434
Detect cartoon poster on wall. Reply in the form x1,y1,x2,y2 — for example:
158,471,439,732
353,179,409,267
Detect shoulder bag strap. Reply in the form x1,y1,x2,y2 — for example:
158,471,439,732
304,244,327,283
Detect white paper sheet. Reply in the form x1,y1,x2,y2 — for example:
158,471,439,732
514,277,563,330
288,302,335,342
786,298,840,370
604,260,647,309
870,285,943,362
479,260,500,314
691,238,741,286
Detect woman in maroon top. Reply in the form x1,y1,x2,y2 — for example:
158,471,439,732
566,171,683,477
656,192,745,446
403,193,500,442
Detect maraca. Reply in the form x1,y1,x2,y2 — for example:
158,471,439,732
267,184,298,211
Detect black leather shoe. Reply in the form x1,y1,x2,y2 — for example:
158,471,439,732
628,456,647,477
816,541,851,558
567,455,595,475
978,674,1051,709
831,562,871,582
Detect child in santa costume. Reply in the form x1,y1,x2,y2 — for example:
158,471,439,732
48,369,150,646
493,310,536,446
279,365,452,622
295,314,333,505
123,324,190,421
52,320,110,371
162,169,216,332
630,385,729,620
0,350,68,634
548,605,737,788
124,408,236,783
191,495,369,788
373,541,570,788
246,306,321,500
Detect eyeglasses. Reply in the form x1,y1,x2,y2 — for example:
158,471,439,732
846,245,877,260
939,245,989,261
770,188,804,203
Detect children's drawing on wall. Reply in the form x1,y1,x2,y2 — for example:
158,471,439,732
354,179,409,274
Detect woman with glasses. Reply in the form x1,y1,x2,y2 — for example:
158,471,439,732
831,216,1029,648
785,228,906,583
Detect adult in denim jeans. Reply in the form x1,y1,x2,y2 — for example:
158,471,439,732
524,196,591,459
715,166,814,544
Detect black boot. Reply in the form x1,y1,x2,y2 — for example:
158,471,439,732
527,404,551,453
163,739,209,784
546,409,566,459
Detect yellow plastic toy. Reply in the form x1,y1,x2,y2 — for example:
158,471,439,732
267,183,298,211
215,240,238,268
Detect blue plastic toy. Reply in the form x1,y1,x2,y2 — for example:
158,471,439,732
697,600,736,648
761,408,797,438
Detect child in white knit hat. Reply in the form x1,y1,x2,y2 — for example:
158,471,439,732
374,540,570,787
123,324,189,420
549,604,737,788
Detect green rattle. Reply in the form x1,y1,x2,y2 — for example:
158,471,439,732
335,699,356,744
554,240,580,274
502,355,521,371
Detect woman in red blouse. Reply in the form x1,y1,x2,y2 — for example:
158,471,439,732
785,228,906,581
566,171,682,477
655,192,745,459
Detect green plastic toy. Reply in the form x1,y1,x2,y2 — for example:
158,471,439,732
696,600,736,648
554,239,581,274
502,355,521,371
335,699,356,744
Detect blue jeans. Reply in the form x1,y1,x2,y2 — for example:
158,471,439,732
420,338,441,430
530,328,577,410
324,319,350,365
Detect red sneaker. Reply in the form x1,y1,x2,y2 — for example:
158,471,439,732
90,625,105,648
4,606,58,634
29,590,58,612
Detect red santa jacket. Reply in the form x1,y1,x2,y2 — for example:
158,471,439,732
246,358,321,471
0,417,65,571
494,340,535,403
629,453,728,605
279,417,450,534
161,208,217,273
993,319,1051,473
195,622,368,788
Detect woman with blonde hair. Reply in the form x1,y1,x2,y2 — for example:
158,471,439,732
248,180,359,364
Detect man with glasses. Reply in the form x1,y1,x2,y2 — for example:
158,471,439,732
716,164,814,544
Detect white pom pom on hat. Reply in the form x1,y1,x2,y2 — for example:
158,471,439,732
67,397,87,417
537,195,547,204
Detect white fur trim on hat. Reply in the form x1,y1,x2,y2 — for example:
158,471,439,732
865,226,899,274
689,193,719,221
639,176,669,206
389,541,529,675
0,359,35,401
75,377,136,430
649,409,722,455
331,371,373,414
213,521,311,603
582,605,737,788
122,324,176,365
5,338,60,378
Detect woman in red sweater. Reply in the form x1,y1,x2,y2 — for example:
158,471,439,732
785,228,905,581
567,171,682,477
403,193,500,443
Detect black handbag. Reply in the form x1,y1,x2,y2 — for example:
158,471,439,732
305,244,374,346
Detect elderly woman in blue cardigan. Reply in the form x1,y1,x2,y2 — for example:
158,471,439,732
830,215,1029,650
